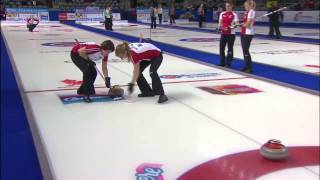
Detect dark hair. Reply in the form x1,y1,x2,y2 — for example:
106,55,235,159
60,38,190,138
101,40,115,52
226,0,233,6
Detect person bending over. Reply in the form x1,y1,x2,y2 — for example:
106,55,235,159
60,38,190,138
115,42,168,104
71,40,115,102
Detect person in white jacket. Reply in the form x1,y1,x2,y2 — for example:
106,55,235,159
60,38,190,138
157,5,163,25
104,4,113,31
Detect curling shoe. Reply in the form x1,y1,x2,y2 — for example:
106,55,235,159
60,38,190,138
158,95,168,104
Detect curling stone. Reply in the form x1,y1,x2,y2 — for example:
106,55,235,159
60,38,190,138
260,139,288,161
107,85,124,97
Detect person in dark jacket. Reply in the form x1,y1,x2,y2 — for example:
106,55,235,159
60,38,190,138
198,3,205,28
268,4,284,39
150,6,157,29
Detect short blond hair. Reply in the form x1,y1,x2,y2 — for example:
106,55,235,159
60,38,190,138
115,42,130,61
245,0,256,9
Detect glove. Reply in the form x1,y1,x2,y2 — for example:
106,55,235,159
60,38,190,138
105,77,111,88
87,60,96,66
216,27,221,33
234,24,242,28
128,83,134,94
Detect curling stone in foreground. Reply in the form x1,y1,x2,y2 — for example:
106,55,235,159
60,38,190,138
107,85,124,97
260,139,288,161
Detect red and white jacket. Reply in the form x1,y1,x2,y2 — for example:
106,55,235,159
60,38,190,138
129,43,161,64
72,42,108,62
27,17,39,25
219,11,238,35
241,9,255,35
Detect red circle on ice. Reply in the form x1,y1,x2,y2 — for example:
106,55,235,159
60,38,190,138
178,146,319,180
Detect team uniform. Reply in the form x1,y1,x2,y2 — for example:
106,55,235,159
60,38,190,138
150,7,157,29
268,6,283,38
26,17,39,32
241,9,255,72
198,6,205,28
104,7,113,31
218,11,238,67
157,7,163,25
129,43,165,96
71,42,108,96
169,6,175,24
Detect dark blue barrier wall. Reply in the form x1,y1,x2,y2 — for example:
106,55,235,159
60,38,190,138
48,9,318,28
48,9,127,21
49,10,74,21
49,10,59,21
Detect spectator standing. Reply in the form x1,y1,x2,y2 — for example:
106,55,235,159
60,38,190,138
198,2,205,28
157,4,163,25
104,4,113,31
169,4,176,24
268,4,284,39
150,6,157,29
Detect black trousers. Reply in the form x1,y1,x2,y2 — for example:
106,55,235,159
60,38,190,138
27,24,37,32
105,18,112,30
158,14,162,24
199,15,205,28
240,35,254,70
219,34,235,66
137,53,164,95
170,15,175,24
150,17,157,29
71,52,97,95
269,21,281,38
